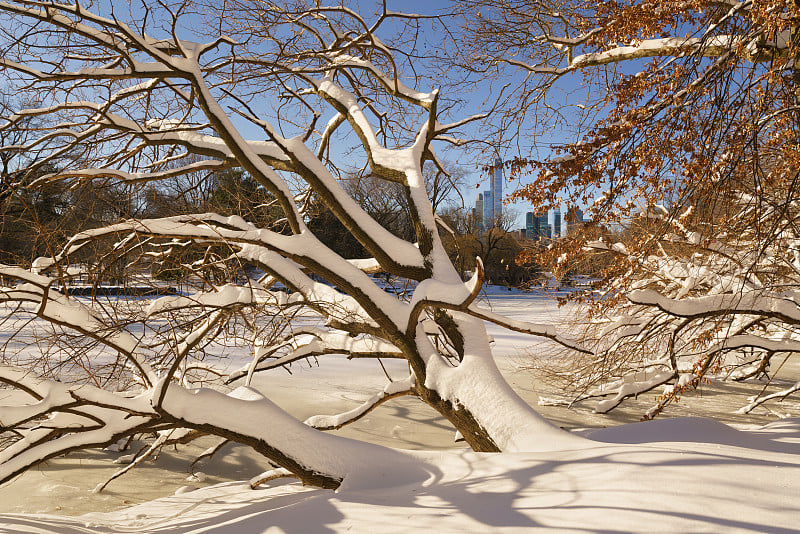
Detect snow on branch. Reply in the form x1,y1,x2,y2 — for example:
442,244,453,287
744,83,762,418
228,330,404,384
156,383,421,489
737,382,800,415
570,35,742,68
145,284,285,316
705,334,800,355
404,258,485,336
628,289,800,324
305,376,415,430
0,367,158,485
593,371,677,413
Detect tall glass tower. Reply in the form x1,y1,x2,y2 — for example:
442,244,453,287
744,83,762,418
482,190,493,226
475,193,485,229
525,212,535,237
477,158,504,230
491,157,503,224
525,211,549,239
553,210,561,238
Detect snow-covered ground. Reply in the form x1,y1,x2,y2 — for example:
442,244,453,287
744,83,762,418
1,289,799,532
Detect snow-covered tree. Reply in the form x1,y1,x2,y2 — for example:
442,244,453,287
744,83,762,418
0,0,588,490
529,194,800,417
457,1,800,416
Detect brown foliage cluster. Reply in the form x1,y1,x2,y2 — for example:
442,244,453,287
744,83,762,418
495,1,800,295
463,1,800,417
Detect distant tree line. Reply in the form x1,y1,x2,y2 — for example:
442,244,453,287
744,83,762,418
0,156,544,287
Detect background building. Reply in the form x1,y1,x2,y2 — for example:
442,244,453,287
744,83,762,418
525,212,536,237
491,157,503,223
475,193,485,228
525,211,549,238
553,209,561,238
475,157,503,230
566,207,586,234
482,189,494,227
525,210,567,239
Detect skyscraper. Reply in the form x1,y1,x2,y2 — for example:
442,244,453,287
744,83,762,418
541,219,551,239
483,189,493,227
475,158,503,228
525,211,549,239
476,157,503,230
553,210,561,239
566,206,585,235
491,157,503,224
475,193,485,229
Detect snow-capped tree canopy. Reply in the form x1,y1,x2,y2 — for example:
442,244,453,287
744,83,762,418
0,0,592,490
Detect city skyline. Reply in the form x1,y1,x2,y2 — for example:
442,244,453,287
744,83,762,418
472,158,587,238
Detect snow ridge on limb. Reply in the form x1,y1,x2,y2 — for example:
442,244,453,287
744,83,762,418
738,381,800,415
628,289,800,324
305,376,416,431
227,329,404,385
157,383,430,490
570,35,743,68
593,371,678,413
404,257,485,336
